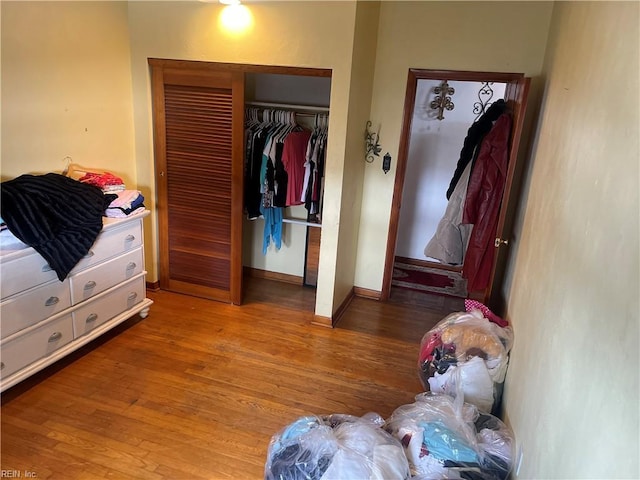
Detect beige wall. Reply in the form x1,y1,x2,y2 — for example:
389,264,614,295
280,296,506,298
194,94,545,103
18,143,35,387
0,2,135,185
127,1,358,317
503,2,639,477
355,1,554,290
331,1,380,311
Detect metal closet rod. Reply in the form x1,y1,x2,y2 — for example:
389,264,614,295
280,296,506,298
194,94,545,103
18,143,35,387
245,101,330,114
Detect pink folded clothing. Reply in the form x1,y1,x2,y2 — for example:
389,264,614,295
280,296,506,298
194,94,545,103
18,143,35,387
108,190,142,209
464,299,508,327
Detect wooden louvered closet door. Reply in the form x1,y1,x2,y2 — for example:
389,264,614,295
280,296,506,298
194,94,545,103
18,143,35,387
150,60,244,304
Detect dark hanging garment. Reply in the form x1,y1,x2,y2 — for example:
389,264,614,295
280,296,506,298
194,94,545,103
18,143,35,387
446,99,507,200
245,128,268,219
0,173,115,281
462,113,512,292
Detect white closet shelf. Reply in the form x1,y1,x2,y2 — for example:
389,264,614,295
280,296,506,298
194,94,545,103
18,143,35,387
283,218,322,228
248,216,322,228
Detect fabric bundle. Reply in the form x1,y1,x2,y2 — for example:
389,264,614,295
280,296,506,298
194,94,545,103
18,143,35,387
264,413,410,480
0,173,116,280
418,303,513,414
384,393,515,480
104,189,145,218
79,171,145,218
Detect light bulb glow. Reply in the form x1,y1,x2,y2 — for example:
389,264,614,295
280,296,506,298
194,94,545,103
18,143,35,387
219,4,253,35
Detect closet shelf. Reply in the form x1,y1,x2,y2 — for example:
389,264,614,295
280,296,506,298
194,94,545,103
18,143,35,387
248,216,322,228
283,218,322,228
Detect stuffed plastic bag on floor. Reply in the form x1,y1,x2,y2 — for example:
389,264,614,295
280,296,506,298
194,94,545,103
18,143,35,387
265,412,411,480
384,393,515,480
418,303,514,413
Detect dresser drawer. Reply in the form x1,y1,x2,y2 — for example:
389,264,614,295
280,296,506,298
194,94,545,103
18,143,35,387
73,276,145,337
70,220,142,274
70,247,144,304
0,314,74,379
1,279,71,339
0,251,59,300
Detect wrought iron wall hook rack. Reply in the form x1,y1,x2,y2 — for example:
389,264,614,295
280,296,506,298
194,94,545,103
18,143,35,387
430,80,455,120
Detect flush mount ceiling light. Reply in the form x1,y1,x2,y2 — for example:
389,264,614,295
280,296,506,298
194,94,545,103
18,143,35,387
219,0,241,4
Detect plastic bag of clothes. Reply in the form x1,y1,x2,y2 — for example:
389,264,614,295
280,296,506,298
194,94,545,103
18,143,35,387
384,392,514,480
265,412,411,480
418,301,513,413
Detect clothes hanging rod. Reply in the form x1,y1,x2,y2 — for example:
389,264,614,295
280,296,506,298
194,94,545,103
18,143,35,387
246,101,329,114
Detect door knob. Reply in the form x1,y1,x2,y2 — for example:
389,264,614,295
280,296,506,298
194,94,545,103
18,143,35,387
494,237,509,247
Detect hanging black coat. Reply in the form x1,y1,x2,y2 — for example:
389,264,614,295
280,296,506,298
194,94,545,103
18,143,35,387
445,99,507,200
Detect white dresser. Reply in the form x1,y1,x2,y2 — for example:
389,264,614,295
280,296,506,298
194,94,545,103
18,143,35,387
0,210,153,391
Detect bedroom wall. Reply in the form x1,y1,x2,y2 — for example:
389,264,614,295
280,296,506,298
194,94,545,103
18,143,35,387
354,1,554,291
126,1,359,317
0,2,135,186
332,1,380,310
502,2,639,477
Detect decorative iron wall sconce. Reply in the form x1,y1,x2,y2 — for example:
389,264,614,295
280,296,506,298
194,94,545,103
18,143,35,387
365,121,382,163
382,152,392,174
430,80,455,120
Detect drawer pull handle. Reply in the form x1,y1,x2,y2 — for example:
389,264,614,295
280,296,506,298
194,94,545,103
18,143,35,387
84,281,97,290
48,331,62,343
86,313,98,323
45,296,60,307
128,292,138,301
125,234,135,242
42,264,53,272
126,262,137,270
84,251,95,259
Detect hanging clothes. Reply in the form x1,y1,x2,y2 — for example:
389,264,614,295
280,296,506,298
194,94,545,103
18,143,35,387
445,99,507,200
244,107,327,254
462,113,512,292
281,130,311,207
424,161,474,265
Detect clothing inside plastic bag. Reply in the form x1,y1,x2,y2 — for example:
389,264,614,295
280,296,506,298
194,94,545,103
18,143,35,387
265,412,411,480
418,308,513,414
384,392,515,480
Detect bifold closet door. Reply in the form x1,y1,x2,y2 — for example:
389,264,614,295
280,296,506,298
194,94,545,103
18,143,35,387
150,60,244,304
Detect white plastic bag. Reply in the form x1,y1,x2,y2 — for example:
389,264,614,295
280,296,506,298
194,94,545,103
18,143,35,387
265,413,410,480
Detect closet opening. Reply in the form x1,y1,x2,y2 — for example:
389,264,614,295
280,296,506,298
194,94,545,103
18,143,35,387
149,59,332,309
382,69,530,312
242,72,331,311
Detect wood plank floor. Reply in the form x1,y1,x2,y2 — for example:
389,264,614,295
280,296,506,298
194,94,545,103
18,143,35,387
1,278,462,479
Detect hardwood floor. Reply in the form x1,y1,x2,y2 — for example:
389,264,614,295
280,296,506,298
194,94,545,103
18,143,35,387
1,278,460,479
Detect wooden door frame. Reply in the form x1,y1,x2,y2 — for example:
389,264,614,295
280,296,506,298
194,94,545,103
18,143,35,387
381,69,529,305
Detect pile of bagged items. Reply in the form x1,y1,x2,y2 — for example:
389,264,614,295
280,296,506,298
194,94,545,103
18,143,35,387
264,412,410,480
418,300,513,414
384,393,514,479
264,300,516,480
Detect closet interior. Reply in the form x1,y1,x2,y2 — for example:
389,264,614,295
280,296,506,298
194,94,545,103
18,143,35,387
242,73,331,295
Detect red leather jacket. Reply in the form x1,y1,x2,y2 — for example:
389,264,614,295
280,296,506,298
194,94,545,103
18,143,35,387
462,113,512,292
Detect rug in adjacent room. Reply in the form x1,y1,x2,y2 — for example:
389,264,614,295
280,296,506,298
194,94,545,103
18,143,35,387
392,262,468,298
